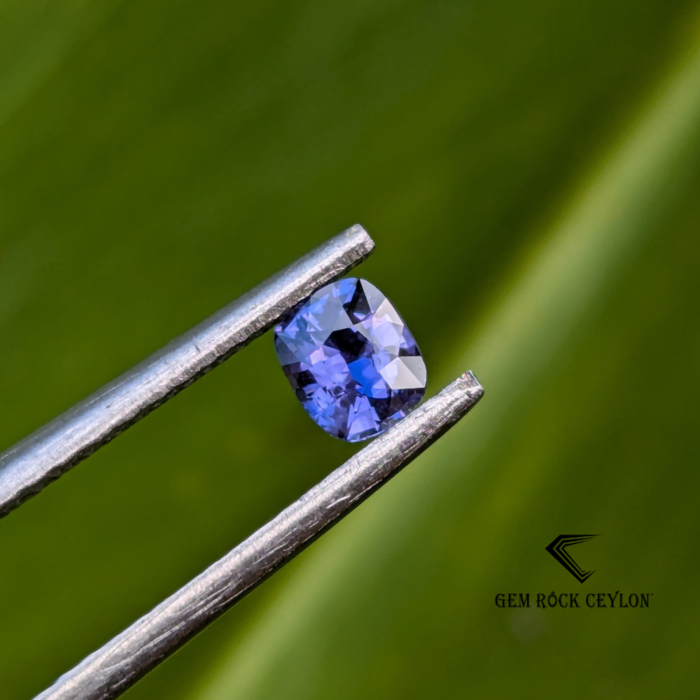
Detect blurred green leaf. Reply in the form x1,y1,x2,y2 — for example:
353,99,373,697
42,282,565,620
194,32,700,700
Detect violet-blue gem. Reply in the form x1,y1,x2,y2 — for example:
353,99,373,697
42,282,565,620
274,278,427,442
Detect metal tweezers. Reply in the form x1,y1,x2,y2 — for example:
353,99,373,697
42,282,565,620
0,224,483,700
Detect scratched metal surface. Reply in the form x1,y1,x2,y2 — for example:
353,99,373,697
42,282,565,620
0,225,374,519
35,372,483,700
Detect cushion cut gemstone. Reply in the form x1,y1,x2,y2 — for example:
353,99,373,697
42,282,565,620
274,278,427,442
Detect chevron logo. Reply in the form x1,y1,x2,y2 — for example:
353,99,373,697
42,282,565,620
546,535,599,583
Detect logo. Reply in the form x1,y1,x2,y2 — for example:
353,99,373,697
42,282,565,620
545,535,598,583
494,535,653,610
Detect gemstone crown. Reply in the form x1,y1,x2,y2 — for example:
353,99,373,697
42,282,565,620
274,278,427,442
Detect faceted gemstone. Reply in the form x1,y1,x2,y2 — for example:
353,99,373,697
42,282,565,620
274,278,427,442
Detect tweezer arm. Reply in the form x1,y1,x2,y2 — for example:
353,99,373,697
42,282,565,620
36,372,484,700
0,225,374,519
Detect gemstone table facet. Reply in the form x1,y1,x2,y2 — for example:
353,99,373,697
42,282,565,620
274,278,427,442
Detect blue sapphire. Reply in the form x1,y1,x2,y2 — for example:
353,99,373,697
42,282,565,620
274,278,427,442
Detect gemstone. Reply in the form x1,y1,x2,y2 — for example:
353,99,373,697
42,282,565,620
274,278,427,442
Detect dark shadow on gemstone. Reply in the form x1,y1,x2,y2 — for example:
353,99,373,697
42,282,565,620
369,397,396,421
344,279,371,322
327,328,372,363
398,344,421,357
283,365,315,392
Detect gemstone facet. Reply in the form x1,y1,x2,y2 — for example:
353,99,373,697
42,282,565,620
274,278,427,442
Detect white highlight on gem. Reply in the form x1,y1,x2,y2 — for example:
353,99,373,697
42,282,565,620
379,356,427,390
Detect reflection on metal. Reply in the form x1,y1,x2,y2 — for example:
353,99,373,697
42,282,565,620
36,372,483,700
0,225,374,518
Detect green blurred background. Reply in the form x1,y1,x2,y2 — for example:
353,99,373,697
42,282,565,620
2,0,700,698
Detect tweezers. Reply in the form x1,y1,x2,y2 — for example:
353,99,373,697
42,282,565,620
0,224,484,700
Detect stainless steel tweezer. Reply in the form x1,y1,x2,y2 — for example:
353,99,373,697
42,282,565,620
0,225,483,700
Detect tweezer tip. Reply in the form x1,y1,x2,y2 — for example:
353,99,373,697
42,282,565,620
346,223,376,254
460,370,484,399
